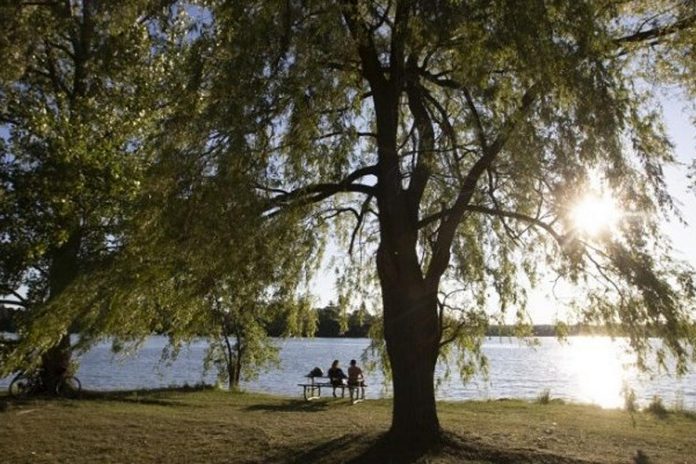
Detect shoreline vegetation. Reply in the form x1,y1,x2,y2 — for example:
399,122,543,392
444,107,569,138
1,387,694,463
0,305,658,339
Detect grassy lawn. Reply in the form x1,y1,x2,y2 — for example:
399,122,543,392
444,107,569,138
0,388,694,463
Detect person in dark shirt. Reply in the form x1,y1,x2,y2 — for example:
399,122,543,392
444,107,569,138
327,359,347,397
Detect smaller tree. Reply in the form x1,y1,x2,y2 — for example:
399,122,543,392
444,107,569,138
205,300,275,390
202,291,312,390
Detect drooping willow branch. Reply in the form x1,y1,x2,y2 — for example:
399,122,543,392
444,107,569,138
418,204,565,247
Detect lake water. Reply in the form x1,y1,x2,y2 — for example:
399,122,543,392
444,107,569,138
2,336,695,410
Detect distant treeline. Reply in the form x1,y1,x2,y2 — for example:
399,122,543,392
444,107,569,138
0,305,377,338
0,305,633,338
266,305,376,338
269,306,622,338
485,324,616,337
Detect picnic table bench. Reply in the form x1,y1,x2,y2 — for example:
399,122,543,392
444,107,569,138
298,376,366,404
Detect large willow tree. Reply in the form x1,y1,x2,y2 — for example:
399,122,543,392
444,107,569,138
190,0,696,449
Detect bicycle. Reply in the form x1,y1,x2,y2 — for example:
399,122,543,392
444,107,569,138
8,369,82,399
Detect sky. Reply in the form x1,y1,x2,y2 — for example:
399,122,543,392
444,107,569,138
662,95,696,266
311,92,696,324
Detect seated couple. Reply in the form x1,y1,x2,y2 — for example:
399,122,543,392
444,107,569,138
327,359,365,397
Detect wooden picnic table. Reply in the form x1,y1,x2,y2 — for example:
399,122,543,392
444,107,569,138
297,376,366,404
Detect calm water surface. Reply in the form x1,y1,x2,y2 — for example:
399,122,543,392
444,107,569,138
2,336,695,409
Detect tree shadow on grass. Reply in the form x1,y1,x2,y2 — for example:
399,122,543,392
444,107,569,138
77,385,217,407
274,430,600,464
15,385,214,407
438,431,598,464
80,392,181,407
245,398,331,413
0,385,215,409
279,432,385,464
0,392,95,410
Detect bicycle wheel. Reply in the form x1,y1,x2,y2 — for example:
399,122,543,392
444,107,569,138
9,373,33,399
56,376,81,398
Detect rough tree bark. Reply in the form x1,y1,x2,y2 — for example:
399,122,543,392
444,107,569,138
379,244,441,447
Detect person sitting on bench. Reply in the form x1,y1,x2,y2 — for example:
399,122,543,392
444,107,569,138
347,359,366,400
327,359,347,397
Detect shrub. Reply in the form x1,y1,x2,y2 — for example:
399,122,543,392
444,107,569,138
536,388,551,405
633,449,652,464
672,391,685,413
623,388,638,413
646,395,667,418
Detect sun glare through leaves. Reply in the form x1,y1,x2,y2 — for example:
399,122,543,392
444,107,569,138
570,193,621,237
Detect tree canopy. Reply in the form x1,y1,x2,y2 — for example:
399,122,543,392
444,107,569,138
1,1,322,385
2,0,696,454
0,0,174,387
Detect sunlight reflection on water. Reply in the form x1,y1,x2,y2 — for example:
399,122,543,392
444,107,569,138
567,337,627,408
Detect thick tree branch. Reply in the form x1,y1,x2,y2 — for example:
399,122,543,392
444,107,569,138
264,165,377,211
319,206,360,222
341,0,387,92
438,319,470,349
349,193,374,255
614,15,696,45
314,130,378,141
0,299,28,308
425,84,541,284
420,86,458,153
342,0,402,201
436,287,469,346
405,59,435,224
367,1,392,32
10,290,27,304
418,69,495,158
418,69,469,94
389,0,411,87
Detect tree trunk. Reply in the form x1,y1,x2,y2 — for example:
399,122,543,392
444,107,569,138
234,343,243,388
39,230,81,394
350,7,443,447
227,362,236,391
378,245,442,450
40,334,71,393
222,332,238,390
